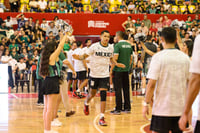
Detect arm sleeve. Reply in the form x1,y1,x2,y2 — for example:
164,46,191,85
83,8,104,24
190,35,200,74
147,54,161,80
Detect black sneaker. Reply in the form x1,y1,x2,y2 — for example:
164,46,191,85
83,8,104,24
110,110,121,115
122,109,131,114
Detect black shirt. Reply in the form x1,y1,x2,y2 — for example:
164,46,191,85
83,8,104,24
144,42,157,63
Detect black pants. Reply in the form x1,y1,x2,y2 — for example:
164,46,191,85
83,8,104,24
10,2,19,12
195,120,200,133
8,66,14,88
37,79,44,104
114,71,131,111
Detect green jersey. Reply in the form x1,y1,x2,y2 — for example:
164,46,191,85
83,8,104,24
113,40,133,72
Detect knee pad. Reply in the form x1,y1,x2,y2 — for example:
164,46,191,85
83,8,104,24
100,90,107,102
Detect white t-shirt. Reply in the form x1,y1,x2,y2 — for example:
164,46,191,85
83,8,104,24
86,42,113,78
72,48,86,72
17,62,26,71
1,56,12,66
4,19,13,27
38,1,47,10
67,49,74,72
189,35,200,120
147,49,190,116
82,47,91,69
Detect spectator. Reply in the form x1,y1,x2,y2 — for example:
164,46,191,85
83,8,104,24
74,0,83,12
18,30,30,46
16,13,26,28
10,47,19,61
29,0,39,12
182,32,192,42
101,0,110,13
84,6,92,13
137,22,148,35
9,39,19,52
5,16,13,28
66,0,73,13
183,7,190,14
137,6,144,14
20,48,28,61
122,16,134,30
156,16,163,32
93,5,103,13
40,18,48,31
16,56,26,80
45,31,56,43
28,17,35,29
120,1,127,11
149,23,158,33
193,4,200,14
58,0,66,9
167,6,175,14
127,1,135,13
120,7,127,14
76,7,84,13
6,27,14,39
91,0,99,11
112,6,120,14
158,6,167,14
22,21,32,35
142,14,151,29
149,4,156,14
193,14,200,26
38,0,47,12
46,22,58,37
176,6,182,14
0,2,8,11
163,2,170,11
163,15,172,27
155,0,162,13
48,0,58,13
59,6,66,13
0,21,8,38
134,19,141,29
1,49,14,88
9,0,19,12
186,16,192,29
0,37,8,49
32,49,39,61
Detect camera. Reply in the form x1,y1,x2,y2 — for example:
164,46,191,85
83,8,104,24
171,19,186,30
134,32,146,42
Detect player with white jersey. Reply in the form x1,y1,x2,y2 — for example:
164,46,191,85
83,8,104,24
142,27,190,133
76,39,92,94
72,41,87,98
72,30,125,126
67,42,78,98
179,35,200,133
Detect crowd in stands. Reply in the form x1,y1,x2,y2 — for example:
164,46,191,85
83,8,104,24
0,12,199,90
0,0,198,14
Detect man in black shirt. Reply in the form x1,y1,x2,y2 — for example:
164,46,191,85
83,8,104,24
141,35,157,95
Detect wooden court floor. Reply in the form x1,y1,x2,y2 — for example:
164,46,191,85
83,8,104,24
0,93,151,133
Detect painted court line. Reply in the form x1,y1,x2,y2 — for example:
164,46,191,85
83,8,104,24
10,94,19,99
140,123,150,133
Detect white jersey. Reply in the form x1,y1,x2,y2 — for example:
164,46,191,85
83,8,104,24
86,42,113,78
73,48,86,72
147,49,190,116
82,47,91,69
67,49,74,72
190,35,200,120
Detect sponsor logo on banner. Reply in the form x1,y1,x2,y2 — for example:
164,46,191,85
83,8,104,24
88,20,109,28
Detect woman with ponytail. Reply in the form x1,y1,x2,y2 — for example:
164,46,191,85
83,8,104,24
39,32,70,133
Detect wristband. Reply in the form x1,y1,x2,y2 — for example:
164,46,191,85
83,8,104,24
142,101,149,107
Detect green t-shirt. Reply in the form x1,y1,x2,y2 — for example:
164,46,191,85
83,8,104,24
63,43,71,51
113,41,133,72
9,44,19,51
59,10,65,13
20,36,29,44
11,53,19,61
185,21,192,29
59,52,66,61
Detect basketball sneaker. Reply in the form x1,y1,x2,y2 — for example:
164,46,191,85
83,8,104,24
99,117,107,126
51,119,62,127
66,111,76,117
110,110,121,115
84,103,89,115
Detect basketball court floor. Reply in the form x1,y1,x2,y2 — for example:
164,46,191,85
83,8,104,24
0,89,154,133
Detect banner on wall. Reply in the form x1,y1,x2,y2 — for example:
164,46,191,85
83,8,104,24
0,13,197,35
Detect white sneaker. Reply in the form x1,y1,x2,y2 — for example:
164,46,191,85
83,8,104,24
44,130,58,133
51,119,62,127
183,125,193,133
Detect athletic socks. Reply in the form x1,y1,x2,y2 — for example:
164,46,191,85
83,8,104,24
85,101,89,106
100,113,104,119
142,88,146,95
